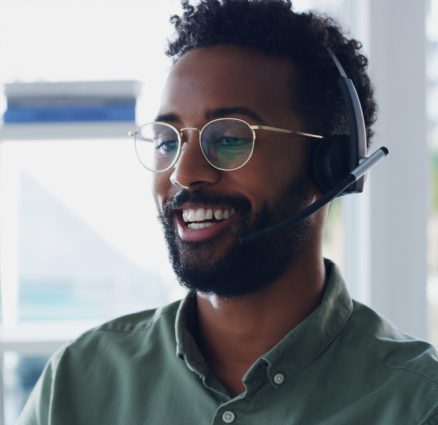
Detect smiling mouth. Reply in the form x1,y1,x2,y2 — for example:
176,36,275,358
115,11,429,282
180,207,237,229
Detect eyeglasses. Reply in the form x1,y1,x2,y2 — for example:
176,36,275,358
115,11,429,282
129,117,324,173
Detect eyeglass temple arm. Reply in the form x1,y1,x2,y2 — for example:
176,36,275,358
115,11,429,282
251,125,324,140
128,125,323,140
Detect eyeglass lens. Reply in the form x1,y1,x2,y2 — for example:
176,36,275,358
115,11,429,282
135,122,180,172
200,119,254,170
135,119,255,172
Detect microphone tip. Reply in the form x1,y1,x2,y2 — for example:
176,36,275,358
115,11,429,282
381,146,389,155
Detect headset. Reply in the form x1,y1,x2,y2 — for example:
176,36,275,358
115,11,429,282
311,48,368,196
239,48,388,244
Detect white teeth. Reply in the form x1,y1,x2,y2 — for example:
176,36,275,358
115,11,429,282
188,222,214,229
195,209,206,221
181,207,236,223
214,209,224,220
188,209,196,222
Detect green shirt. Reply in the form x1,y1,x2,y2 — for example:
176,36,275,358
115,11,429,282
17,261,438,424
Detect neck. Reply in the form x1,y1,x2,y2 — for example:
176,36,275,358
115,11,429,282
194,254,326,396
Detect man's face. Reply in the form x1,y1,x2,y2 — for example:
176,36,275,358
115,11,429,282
153,44,317,297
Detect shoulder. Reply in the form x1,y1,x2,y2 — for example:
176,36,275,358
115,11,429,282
57,299,183,363
16,300,186,424
342,300,438,384
94,299,181,334
333,301,438,422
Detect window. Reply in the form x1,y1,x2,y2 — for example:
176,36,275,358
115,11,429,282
0,2,181,422
0,125,185,423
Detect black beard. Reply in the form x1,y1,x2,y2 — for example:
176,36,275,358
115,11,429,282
158,177,312,298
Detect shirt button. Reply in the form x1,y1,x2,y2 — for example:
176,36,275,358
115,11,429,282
273,372,285,385
222,410,236,423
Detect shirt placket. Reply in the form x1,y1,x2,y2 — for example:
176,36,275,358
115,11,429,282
209,359,271,425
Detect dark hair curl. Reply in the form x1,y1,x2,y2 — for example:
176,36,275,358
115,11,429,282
166,0,376,144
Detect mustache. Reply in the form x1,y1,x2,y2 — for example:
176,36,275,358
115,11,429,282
164,188,251,214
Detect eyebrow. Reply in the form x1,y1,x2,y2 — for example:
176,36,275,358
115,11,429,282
206,107,266,123
154,106,266,125
154,112,180,123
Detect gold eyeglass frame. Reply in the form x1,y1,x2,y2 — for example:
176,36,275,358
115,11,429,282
129,117,324,173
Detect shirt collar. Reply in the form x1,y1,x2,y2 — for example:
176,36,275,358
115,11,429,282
175,259,353,384
260,259,353,384
175,292,210,377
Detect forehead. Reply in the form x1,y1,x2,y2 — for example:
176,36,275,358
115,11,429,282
158,44,301,123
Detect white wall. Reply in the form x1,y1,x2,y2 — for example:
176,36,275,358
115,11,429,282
368,0,428,339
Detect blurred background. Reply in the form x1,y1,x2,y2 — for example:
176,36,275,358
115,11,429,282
0,0,436,423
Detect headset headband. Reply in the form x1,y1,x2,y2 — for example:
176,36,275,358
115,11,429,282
327,47,367,194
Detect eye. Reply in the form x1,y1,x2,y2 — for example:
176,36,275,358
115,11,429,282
212,137,252,163
214,136,251,149
156,139,179,155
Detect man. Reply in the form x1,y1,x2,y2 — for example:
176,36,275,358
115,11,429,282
18,1,438,424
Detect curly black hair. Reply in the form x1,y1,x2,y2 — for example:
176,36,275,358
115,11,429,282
166,0,377,145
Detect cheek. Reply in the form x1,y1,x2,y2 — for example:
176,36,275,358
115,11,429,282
249,142,310,193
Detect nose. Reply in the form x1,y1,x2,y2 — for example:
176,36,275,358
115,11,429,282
170,128,220,188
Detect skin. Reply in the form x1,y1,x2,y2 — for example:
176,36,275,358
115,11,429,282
153,44,329,396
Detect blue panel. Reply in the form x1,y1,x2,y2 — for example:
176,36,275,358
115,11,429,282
3,101,136,123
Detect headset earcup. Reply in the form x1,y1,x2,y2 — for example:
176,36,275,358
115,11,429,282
311,135,351,194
